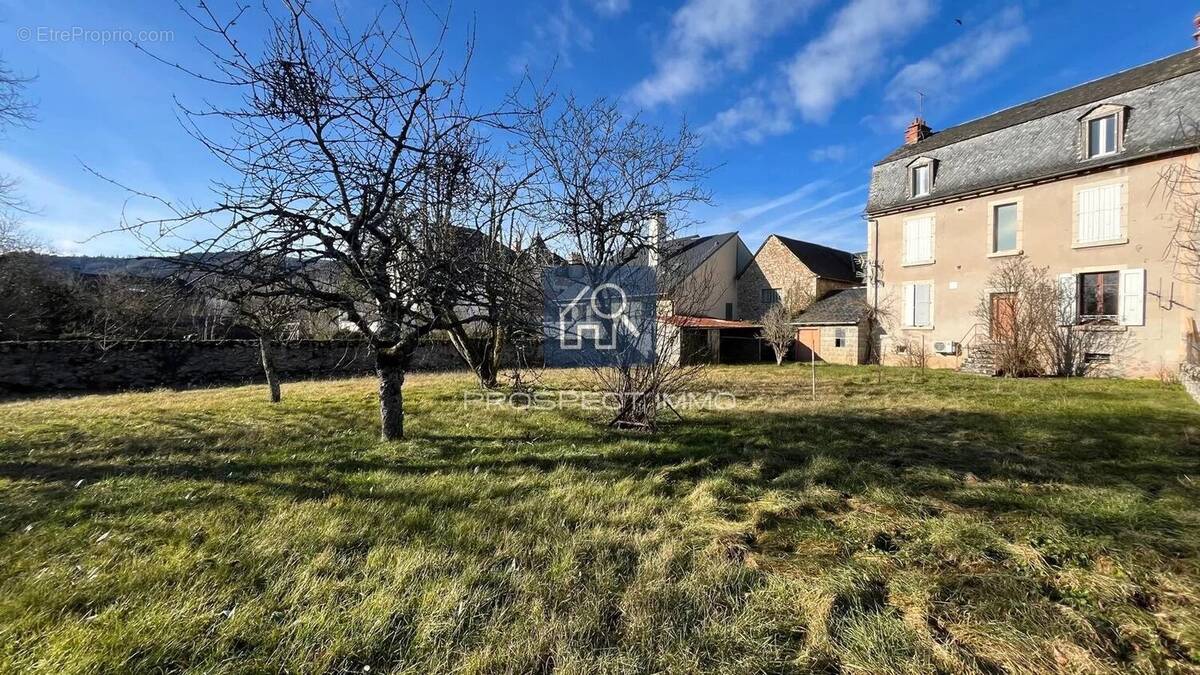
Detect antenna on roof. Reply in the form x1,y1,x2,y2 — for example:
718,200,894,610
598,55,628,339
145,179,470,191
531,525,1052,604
915,90,926,118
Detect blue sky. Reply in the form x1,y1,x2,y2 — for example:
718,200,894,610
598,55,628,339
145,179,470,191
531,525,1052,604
0,0,1196,256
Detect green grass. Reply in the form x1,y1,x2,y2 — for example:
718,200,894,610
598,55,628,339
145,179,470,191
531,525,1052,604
1,365,1198,673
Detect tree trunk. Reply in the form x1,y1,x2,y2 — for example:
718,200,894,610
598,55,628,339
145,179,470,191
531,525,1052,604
258,336,281,403
376,350,406,441
774,345,785,366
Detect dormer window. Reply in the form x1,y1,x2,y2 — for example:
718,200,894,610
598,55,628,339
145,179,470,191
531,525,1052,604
1087,115,1117,157
908,157,935,198
1080,104,1127,159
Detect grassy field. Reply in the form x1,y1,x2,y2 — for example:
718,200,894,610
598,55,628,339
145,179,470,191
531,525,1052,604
1,365,1198,674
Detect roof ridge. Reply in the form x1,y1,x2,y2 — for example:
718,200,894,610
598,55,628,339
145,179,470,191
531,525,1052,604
876,47,1200,165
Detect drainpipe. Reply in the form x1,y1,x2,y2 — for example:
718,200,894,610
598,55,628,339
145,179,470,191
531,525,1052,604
869,218,880,364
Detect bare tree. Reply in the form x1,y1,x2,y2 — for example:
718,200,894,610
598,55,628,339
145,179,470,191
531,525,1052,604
0,57,33,215
205,265,307,403
436,160,545,389
974,257,1126,377
118,2,515,439
1162,119,1200,291
759,303,793,366
972,258,1047,376
524,94,710,430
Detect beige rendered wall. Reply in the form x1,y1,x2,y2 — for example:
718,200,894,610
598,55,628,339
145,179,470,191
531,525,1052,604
868,153,1199,377
684,238,741,319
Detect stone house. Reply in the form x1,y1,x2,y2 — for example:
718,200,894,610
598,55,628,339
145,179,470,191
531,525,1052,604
865,41,1200,377
736,234,862,320
792,287,870,365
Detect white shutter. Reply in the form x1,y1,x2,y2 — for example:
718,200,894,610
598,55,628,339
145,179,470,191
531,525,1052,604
922,218,935,262
904,283,916,327
903,217,933,264
1077,184,1121,243
1058,273,1077,325
1119,268,1145,326
903,221,915,264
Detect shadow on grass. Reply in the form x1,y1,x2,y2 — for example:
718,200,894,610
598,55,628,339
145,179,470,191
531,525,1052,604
2,401,1197,552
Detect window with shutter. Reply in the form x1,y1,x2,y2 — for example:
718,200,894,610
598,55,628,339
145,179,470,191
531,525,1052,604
1076,184,1122,244
903,216,934,265
904,282,932,327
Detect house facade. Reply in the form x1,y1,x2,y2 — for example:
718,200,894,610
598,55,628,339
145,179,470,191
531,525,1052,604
866,46,1200,377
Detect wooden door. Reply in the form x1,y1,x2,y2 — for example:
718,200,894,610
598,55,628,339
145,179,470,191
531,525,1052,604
990,293,1016,341
794,328,820,362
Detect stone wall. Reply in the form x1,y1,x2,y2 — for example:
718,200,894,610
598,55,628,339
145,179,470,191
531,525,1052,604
736,236,857,321
1180,362,1200,405
815,324,867,365
0,339,477,394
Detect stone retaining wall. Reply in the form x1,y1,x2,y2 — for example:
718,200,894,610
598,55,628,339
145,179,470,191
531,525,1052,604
1180,362,1200,405
0,339,472,394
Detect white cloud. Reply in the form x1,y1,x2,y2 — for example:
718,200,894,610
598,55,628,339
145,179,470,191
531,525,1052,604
704,0,934,143
0,152,171,255
881,6,1030,128
786,0,934,122
509,0,595,73
808,144,849,162
587,0,630,16
628,0,816,108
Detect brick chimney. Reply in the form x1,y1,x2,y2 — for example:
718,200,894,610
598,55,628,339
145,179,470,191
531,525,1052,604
904,117,932,145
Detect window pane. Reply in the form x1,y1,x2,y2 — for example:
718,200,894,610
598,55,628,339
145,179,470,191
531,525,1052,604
993,203,1018,252
1088,115,1116,156
912,165,929,196
1080,271,1120,317
1088,119,1102,156
761,288,780,305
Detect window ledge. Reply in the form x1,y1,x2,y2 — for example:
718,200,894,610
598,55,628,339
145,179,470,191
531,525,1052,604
1072,323,1128,333
1072,238,1128,249
987,249,1023,258
901,259,936,268
903,326,935,331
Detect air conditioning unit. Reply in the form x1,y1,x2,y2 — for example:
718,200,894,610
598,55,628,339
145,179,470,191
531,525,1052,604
933,340,960,355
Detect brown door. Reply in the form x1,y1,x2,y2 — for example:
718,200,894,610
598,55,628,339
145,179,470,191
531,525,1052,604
990,293,1016,340
794,328,821,362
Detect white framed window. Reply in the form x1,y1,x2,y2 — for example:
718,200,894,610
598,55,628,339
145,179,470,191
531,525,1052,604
903,282,934,328
910,164,931,197
1058,268,1144,326
1075,181,1124,245
833,328,846,348
1079,105,1127,160
902,215,935,265
991,202,1019,253
1087,114,1118,158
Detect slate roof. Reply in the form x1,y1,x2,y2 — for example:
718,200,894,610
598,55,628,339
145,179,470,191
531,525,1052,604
627,232,738,279
868,48,1200,214
774,235,860,283
794,287,868,326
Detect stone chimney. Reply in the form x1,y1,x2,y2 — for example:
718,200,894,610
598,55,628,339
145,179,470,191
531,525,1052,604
904,117,932,145
1194,12,1200,46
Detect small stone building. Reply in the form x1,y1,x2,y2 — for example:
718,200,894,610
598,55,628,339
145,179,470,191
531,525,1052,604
736,235,862,321
792,287,870,365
